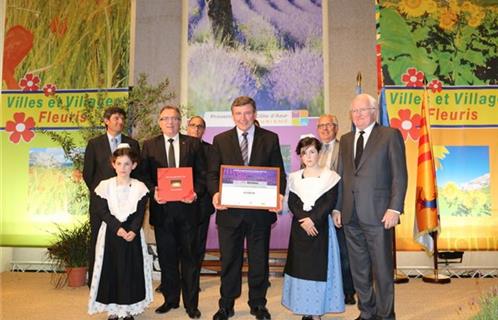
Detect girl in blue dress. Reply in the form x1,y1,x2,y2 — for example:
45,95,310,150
282,136,345,320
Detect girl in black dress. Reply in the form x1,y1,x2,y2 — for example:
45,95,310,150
88,144,152,320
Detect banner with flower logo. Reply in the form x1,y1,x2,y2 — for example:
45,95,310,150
1,0,131,246
377,0,498,250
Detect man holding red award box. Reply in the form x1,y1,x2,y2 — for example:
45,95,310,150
141,105,206,319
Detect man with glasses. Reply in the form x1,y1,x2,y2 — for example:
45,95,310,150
83,107,140,287
333,94,407,320
316,114,356,306
141,106,206,319
186,116,215,290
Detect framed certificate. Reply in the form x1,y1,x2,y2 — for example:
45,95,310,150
157,167,194,202
219,165,280,210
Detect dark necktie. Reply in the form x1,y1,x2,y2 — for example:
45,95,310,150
168,138,176,168
355,131,365,168
241,132,249,166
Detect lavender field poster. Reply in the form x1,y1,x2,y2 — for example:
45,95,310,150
187,0,324,116
186,1,325,249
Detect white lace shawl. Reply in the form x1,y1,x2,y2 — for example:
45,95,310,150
94,177,149,222
288,168,340,211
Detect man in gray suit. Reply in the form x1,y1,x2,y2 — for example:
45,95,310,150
317,114,356,305
333,94,407,320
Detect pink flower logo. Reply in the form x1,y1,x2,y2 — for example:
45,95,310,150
19,73,40,91
428,79,443,93
401,68,424,87
390,109,421,141
5,112,36,143
43,83,57,96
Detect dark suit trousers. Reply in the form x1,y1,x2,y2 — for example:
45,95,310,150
154,216,199,309
344,216,395,320
196,216,211,270
217,222,271,309
335,226,355,295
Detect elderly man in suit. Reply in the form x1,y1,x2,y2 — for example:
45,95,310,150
186,116,215,286
83,106,140,287
317,114,356,305
333,94,407,320
141,105,205,319
208,96,286,320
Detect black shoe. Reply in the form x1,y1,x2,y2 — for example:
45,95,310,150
212,307,234,320
155,302,179,314
302,316,313,320
354,315,378,320
345,293,356,305
250,306,271,320
123,316,134,320
187,308,202,319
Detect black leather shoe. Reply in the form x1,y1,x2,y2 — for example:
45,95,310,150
354,315,377,320
155,302,179,314
250,306,271,320
302,316,313,320
187,308,202,319
345,293,356,305
123,316,134,320
212,307,234,320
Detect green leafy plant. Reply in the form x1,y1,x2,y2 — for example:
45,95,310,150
46,219,90,269
379,0,498,86
472,286,498,319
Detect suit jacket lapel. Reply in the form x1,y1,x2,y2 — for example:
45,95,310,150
157,135,168,167
330,138,339,170
99,134,112,155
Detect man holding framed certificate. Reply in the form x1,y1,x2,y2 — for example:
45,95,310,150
141,105,205,319
207,96,287,320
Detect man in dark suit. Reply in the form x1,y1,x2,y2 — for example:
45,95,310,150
317,114,356,305
207,96,286,320
333,94,407,320
186,116,215,283
83,106,140,287
141,105,205,319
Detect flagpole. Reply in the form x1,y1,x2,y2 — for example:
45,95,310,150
422,231,450,284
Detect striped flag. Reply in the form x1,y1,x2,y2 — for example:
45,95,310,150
414,92,440,254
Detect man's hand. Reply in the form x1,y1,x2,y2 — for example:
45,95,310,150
212,192,228,210
381,209,400,229
332,210,342,228
299,217,318,236
154,187,167,204
269,194,284,213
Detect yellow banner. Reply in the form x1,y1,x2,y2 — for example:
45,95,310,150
384,87,498,251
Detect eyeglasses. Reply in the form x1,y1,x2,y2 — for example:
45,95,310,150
159,116,180,122
317,123,337,129
351,108,375,115
188,123,205,129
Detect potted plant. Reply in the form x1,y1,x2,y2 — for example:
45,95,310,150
47,219,91,287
